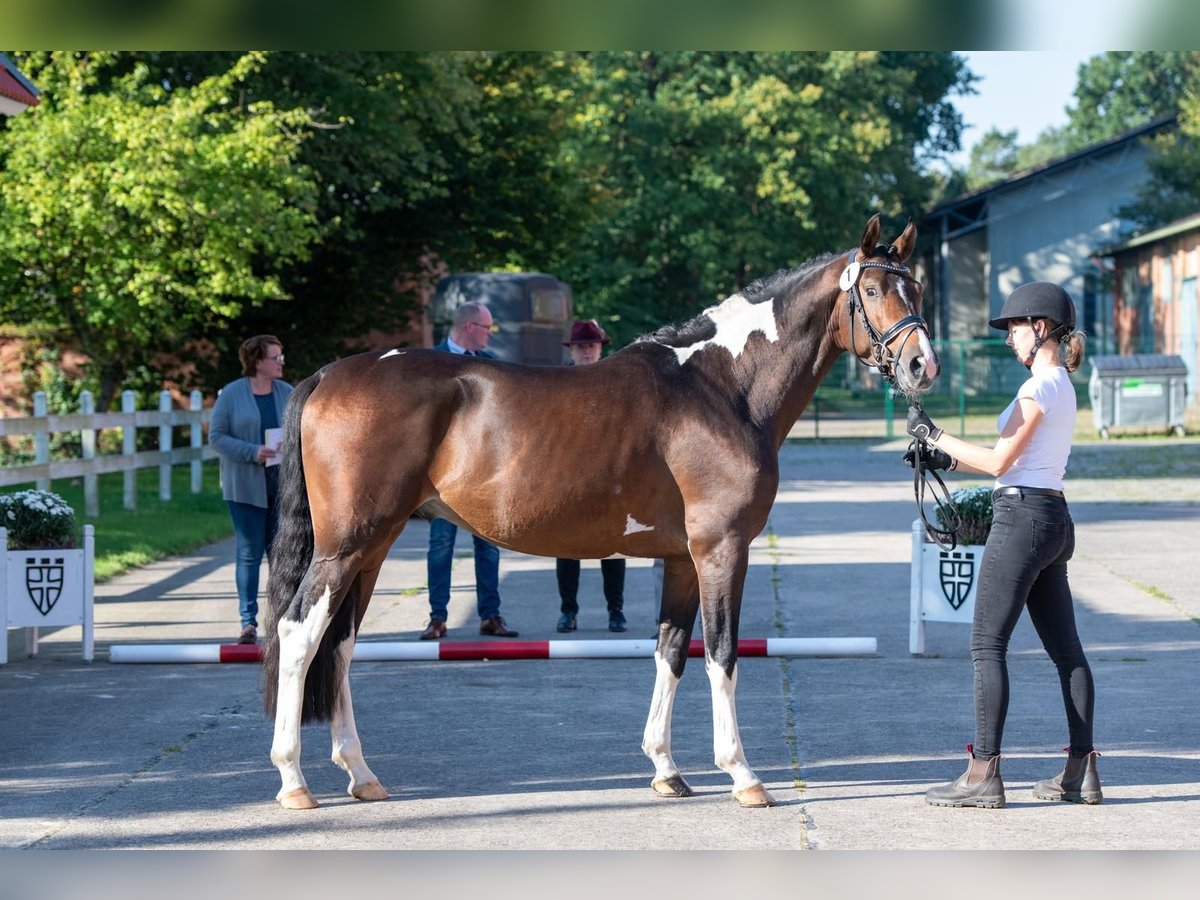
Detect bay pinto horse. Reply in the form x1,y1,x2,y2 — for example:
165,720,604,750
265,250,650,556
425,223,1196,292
263,214,939,810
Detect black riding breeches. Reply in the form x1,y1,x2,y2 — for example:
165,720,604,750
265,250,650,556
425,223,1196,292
969,492,1095,760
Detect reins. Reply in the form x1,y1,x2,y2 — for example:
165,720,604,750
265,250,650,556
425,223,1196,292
909,427,961,550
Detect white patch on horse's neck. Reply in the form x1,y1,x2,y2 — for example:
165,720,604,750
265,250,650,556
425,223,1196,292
671,294,778,365
624,515,654,535
380,349,404,359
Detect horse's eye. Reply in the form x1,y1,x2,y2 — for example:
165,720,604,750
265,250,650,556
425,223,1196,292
866,286,879,298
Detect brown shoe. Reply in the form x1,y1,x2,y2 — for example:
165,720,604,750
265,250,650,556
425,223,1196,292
237,625,257,645
479,616,519,637
419,619,447,641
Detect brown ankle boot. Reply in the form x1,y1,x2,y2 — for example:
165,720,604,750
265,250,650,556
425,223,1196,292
926,744,1006,809
1034,749,1102,804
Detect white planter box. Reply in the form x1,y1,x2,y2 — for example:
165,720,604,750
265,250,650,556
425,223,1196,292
1,525,94,664
909,519,984,655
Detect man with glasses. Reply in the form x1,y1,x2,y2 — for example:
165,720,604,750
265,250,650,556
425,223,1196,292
420,301,519,640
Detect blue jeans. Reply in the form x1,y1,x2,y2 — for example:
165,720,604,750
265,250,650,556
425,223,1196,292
227,500,278,629
970,492,1094,759
426,518,501,622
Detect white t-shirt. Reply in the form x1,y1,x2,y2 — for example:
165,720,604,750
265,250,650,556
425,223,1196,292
995,366,1075,491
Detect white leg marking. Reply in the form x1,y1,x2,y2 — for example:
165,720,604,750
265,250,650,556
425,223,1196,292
641,652,682,781
329,633,382,796
671,294,779,365
270,584,334,799
624,514,655,536
705,659,760,792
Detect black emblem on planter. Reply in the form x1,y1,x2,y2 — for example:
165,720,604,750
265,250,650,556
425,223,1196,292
938,550,975,610
24,556,65,616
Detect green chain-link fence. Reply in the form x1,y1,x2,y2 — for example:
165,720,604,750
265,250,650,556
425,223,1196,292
793,339,1091,440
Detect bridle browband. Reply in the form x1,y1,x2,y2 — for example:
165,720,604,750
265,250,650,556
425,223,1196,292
838,245,929,389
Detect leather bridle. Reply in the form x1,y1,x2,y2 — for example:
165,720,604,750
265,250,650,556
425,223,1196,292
838,246,929,389
838,246,958,548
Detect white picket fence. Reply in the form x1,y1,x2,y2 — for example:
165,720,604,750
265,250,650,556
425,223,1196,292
0,389,215,515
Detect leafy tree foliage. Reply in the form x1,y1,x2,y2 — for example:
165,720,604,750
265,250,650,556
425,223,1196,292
1099,52,1200,231
962,124,1073,191
552,51,970,343
1,50,969,399
101,51,488,385
964,127,1020,190
1066,51,1191,146
0,52,319,409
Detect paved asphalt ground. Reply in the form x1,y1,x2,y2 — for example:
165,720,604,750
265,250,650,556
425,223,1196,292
3,437,1200,858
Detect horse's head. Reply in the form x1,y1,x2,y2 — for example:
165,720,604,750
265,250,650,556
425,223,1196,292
832,214,939,397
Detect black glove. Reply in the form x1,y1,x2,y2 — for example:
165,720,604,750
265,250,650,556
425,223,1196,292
903,442,955,472
906,406,943,442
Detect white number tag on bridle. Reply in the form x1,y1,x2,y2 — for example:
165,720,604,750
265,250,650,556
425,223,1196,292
839,261,860,292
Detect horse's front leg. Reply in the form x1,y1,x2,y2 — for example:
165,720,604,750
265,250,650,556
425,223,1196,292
694,533,776,808
643,557,699,797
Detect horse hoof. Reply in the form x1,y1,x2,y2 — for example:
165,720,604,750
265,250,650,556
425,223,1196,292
651,775,694,798
352,780,390,802
734,783,777,808
278,787,319,810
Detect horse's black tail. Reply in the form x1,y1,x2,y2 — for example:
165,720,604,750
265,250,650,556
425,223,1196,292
262,370,349,721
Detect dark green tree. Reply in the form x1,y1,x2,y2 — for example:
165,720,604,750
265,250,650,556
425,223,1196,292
1065,51,1190,147
552,51,970,344
0,52,319,410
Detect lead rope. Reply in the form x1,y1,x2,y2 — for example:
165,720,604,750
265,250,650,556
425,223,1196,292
909,405,961,551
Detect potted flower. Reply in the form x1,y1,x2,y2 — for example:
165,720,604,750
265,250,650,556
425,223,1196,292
1,489,77,549
1,489,94,664
936,485,993,546
909,486,991,655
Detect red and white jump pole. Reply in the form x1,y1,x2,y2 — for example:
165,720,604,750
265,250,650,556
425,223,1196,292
108,636,876,664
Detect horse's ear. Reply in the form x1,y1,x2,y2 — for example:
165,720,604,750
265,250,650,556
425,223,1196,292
892,217,917,263
858,214,882,257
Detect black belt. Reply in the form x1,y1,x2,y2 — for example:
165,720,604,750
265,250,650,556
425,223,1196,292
992,486,1064,501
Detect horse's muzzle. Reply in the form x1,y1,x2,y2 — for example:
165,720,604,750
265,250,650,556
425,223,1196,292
897,334,940,394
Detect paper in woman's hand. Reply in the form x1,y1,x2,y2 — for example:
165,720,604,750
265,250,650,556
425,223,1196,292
264,428,283,466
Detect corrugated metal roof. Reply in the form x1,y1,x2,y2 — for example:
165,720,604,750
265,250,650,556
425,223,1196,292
1104,211,1200,255
927,115,1176,218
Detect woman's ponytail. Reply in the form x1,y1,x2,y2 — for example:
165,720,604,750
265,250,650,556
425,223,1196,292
1062,329,1087,373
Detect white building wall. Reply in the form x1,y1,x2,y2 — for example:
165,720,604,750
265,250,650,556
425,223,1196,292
986,142,1155,323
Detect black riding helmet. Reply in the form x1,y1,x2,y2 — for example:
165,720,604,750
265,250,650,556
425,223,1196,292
989,281,1076,368
988,281,1076,332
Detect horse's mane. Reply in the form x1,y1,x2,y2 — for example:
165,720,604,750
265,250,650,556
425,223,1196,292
638,252,839,348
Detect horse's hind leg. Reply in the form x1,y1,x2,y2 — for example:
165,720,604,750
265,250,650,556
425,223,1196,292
271,569,338,810
329,564,388,802
643,556,699,798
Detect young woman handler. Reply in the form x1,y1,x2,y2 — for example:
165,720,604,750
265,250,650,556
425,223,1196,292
906,282,1101,809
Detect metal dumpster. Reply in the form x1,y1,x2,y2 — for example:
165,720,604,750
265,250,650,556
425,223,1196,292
1088,354,1188,438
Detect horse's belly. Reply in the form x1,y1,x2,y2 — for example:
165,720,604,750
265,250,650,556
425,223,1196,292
432,487,682,559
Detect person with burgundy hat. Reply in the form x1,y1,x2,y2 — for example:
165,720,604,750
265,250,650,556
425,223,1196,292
904,282,1101,809
555,319,628,634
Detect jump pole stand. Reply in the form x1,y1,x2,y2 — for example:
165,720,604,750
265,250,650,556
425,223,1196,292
108,636,876,664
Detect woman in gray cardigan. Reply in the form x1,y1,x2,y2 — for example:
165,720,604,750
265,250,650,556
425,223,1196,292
209,335,293,644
